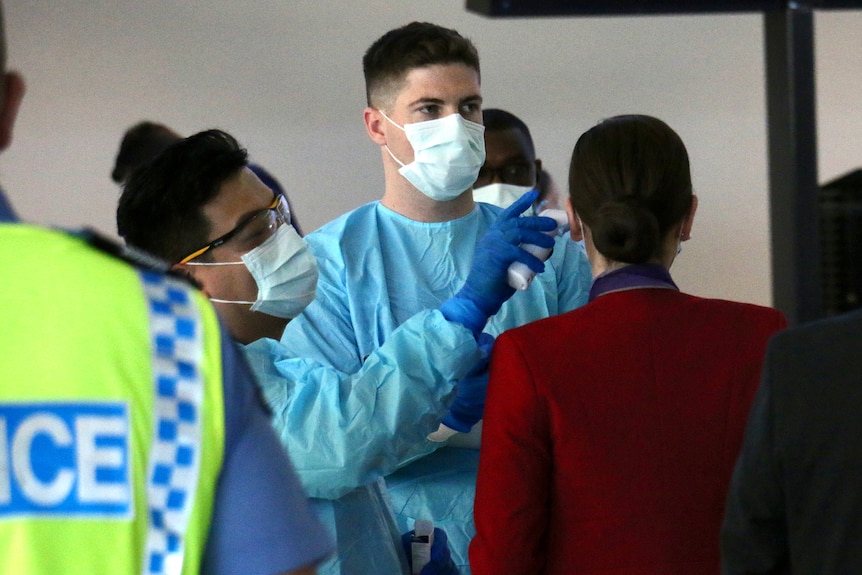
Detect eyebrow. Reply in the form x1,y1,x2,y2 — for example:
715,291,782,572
405,94,483,109
407,97,445,109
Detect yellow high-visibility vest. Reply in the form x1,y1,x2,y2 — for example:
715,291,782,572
0,225,225,575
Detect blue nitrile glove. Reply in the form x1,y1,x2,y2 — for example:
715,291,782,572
439,189,557,337
442,333,494,433
400,527,460,575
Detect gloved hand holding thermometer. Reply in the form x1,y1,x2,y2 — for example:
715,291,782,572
433,190,557,441
439,190,557,338
507,207,570,290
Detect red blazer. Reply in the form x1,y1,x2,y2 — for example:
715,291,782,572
470,287,786,575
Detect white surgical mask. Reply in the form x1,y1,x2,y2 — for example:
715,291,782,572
381,111,486,202
473,183,535,212
188,224,318,319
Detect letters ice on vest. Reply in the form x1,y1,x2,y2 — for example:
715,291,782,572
0,402,131,517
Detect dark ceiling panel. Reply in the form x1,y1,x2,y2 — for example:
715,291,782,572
465,0,861,17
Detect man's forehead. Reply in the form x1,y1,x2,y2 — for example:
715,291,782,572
401,65,480,96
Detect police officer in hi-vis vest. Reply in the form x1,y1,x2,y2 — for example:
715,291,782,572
0,4,333,574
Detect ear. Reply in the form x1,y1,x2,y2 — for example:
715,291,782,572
363,107,388,146
680,195,698,241
566,197,584,242
0,72,26,151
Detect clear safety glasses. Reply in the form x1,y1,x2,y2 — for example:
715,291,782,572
178,193,291,264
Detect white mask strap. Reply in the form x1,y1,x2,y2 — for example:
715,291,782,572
384,144,406,168
184,261,244,266
185,260,250,302
379,110,407,168
378,110,405,132
209,297,255,305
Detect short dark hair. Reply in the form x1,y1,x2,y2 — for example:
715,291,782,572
111,121,181,184
482,108,535,158
568,114,693,264
362,21,480,109
117,129,248,263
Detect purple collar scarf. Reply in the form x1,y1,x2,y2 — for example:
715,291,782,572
588,263,679,302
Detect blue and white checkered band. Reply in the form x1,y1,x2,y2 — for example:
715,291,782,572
139,271,204,575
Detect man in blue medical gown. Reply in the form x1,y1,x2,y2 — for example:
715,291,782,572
260,22,592,574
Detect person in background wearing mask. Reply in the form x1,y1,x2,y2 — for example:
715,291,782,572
118,127,502,575
473,108,563,214
112,120,304,235
256,22,591,575
0,5,331,572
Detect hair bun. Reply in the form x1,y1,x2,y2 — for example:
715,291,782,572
590,196,660,264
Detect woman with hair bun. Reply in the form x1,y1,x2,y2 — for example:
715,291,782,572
470,115,787,575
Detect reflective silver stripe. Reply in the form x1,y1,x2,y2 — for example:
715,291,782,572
139,271,204,575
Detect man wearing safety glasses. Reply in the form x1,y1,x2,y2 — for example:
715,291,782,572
177,190,316,341
118,130,317,346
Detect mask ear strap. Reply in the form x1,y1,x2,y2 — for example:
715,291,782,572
378,110,405,132
378,110,408,167
384,144,406,168
184,261,245,266
209,298,255,305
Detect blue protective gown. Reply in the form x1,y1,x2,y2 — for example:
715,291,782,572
249,200,592,575
243,310,481,575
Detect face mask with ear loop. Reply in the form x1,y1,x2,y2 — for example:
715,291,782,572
186,224,319,319
380,110,486,202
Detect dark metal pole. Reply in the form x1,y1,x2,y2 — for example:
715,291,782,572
764,4,821,324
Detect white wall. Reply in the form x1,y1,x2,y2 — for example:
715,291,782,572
3,2,861,307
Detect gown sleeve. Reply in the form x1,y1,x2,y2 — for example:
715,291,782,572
245,305,481,500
